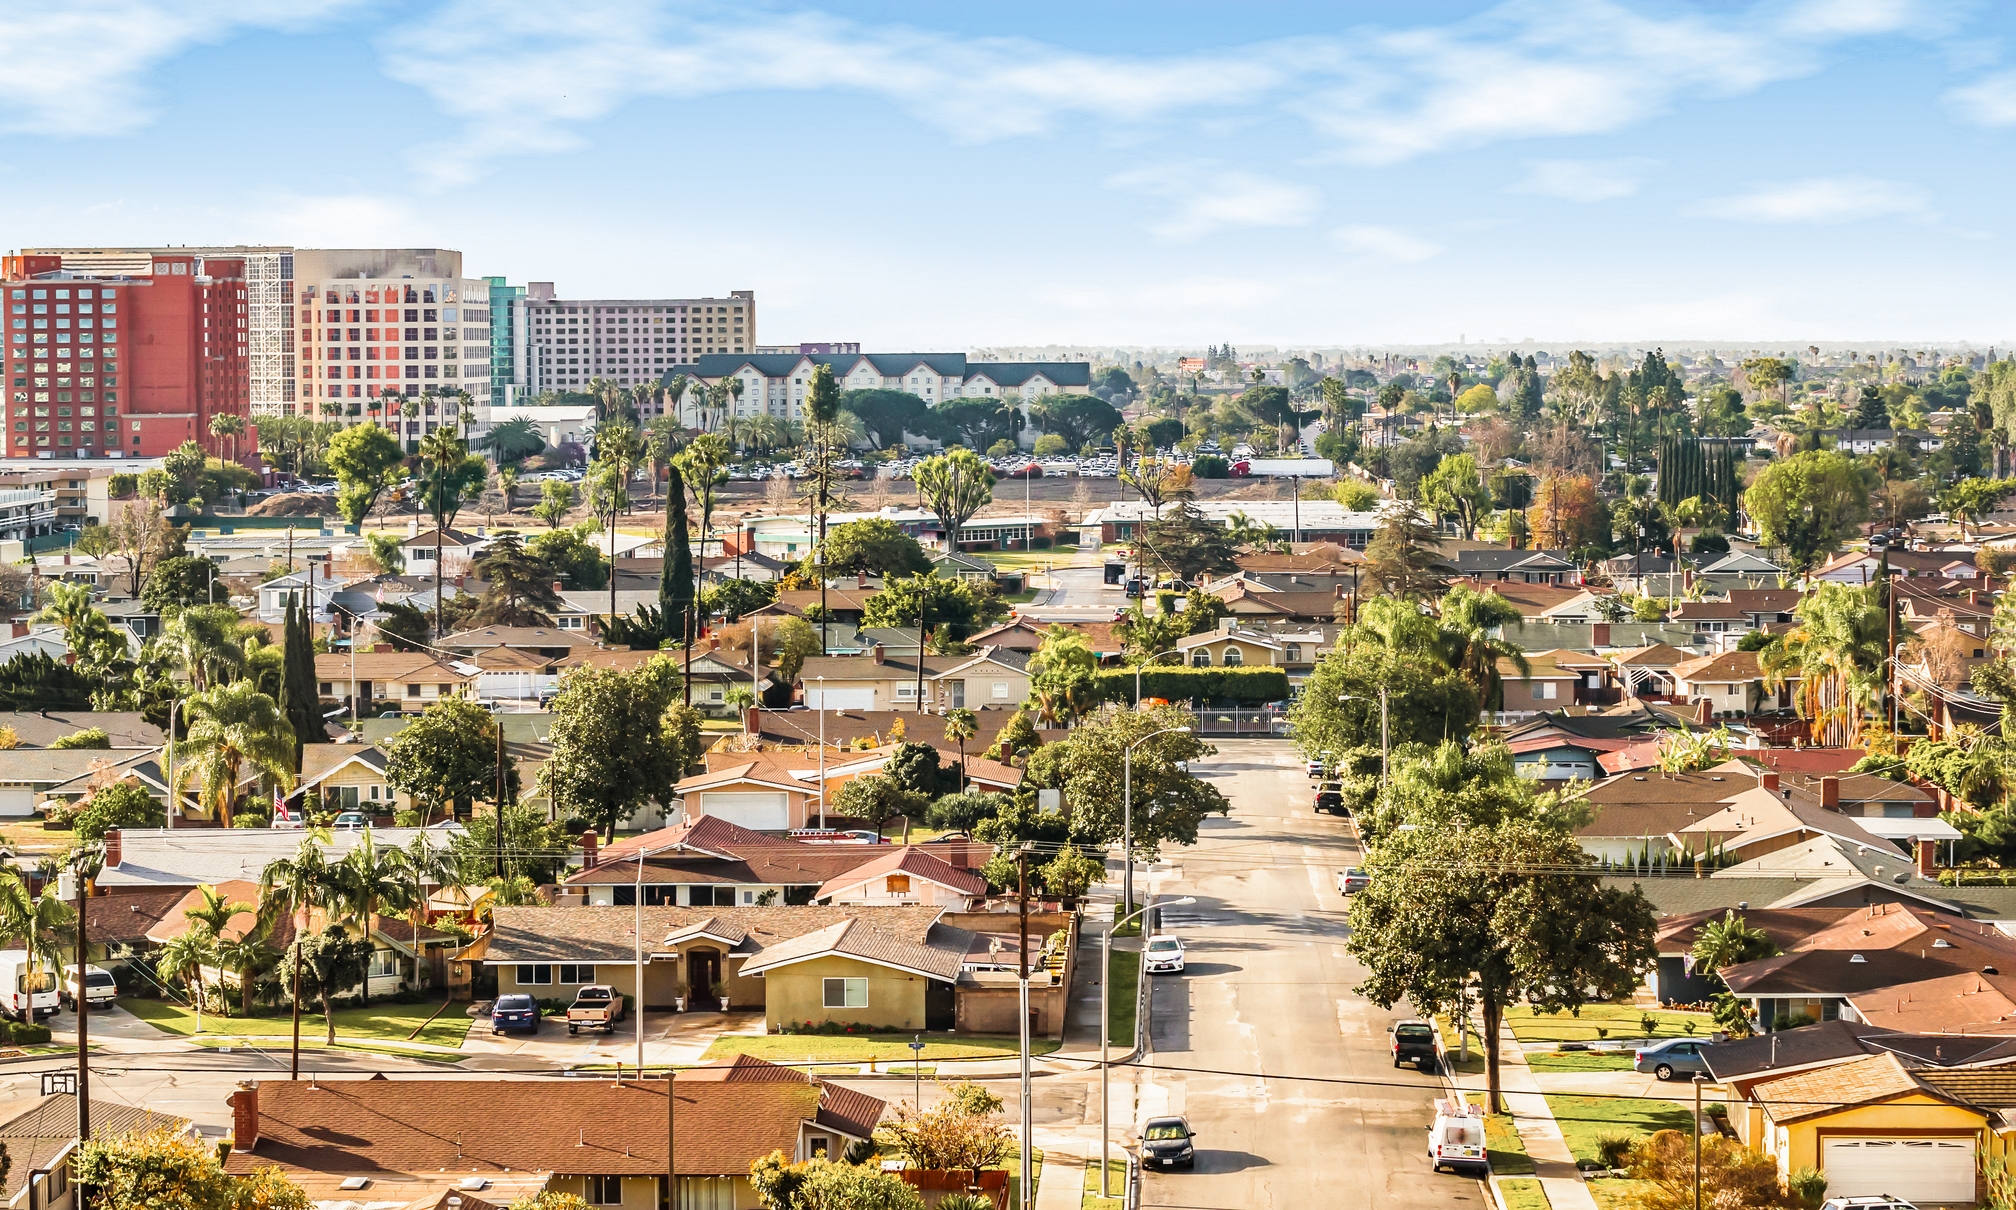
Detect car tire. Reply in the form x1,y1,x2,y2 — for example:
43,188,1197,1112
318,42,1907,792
1393,1058,1402,1068
569,1025,578,1035
1654,1064,1674,1081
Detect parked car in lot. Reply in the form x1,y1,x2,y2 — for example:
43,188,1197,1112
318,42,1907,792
1138,1116,1198,1171
1144,934,1186,974
490,993,540,1035
1634,1037,1713,1081
1390,1019,1439,1071
1336,867,1370,895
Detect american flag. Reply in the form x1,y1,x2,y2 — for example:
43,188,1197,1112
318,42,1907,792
272,788,291,825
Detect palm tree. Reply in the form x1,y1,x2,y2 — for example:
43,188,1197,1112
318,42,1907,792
0,869,72,1000
172,681,296,826
944,708,977,792
482,415,546,464
335,834,414,1007
260,837,335,1071
215,911,279,1018
400,833,459,936
160,604,259,691
1689,910,1778,980
182,883,253,1017
419,426,474,636
157,926,219,1031
1760,582,1887,747
1436,585,1530,710
498,465,519,515
209,413,246,465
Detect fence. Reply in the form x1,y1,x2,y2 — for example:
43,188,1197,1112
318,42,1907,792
1192,708,1289,736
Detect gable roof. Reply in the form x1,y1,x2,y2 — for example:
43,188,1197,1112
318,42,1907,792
1611,642,1694,668
1750,1051,1971,1124
814,846,988,901
0,1095,191,1201
736,914,972,981
483,903,950,965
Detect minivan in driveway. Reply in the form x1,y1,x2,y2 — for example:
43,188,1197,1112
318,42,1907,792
1634,1037,1712,1080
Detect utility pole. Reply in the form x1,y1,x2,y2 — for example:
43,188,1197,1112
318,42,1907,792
914,593,927,714
1016,844,1033,1210
667,1063,677,1206
494,716,507,880
73,848,91,1199
1693,1073,1707,1210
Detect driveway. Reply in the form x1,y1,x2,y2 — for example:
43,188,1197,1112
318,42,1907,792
457,1007,760,1070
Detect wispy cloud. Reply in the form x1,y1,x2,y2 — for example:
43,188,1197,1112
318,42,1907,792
1947,70,2016,125
1331,225,1441,262
0,2,361,137
1107,167,1317,241
1508,158,1655,202
1689,176,1933,223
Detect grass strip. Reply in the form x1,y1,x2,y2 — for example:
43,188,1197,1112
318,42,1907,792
1497,1177,1550,1210
1544,1095,1693,1166
703,1032,1058,1062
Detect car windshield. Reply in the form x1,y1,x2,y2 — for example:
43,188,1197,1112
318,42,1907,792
1395,1025,1433,1041
1143,1123,1188,1140
1147,940,1181,953
495,996,534,1010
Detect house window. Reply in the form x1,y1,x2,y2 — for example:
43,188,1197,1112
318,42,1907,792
368,948,398,978
1221,647,1242,667
895,684,916,699
517,964,552,985
887,875,911,895
319,682,333,695
809,1136,832,1159
823,977,868,1008
1539,682,1557,700
1190,649,1210,667
558,964,594,983
992,681,1009,699
406,683,421,697
1286,645,1302,662
586,1176,623,1205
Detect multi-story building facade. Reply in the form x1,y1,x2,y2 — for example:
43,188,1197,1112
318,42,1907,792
661,352,1091,430
1,252,249,459
511,285,753,393
485,276,524,411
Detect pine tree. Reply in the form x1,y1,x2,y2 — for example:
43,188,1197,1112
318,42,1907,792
279,596,320,769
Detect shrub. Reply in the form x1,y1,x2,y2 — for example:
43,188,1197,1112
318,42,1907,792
72,781,165,842
1787,1167,1827,1208
232,813,270,829
1640,1013,1659,1036
1627,1130,1798,1210
1595,1132,1634,1169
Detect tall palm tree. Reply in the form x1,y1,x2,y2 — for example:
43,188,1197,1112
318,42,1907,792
172,680,296,826
1760,582,1887,747
160,604,258,691
1436,585,1530,710
0,869,72,997
944,708,977,792
215,910,279,1018
419,425,473,637
401,832,460,936
156,926,219,1031
260,836,335,1073
336,835,414,1007
498,465,520,515
209,413,246,464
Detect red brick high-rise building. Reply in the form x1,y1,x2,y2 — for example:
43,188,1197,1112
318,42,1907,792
1,252,249,458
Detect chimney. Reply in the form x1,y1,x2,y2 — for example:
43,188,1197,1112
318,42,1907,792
407,518,419,539
1334,584,1345,599
230,1081,259,1150
581,831,599,871
1918,838,1937,879
1969,589,1983,606
552,581,563,595
103,827,122,868
1820,776,1840,810
62,552,69,565
1592,622,1610,647
744,705,760,735
872,643,886,665
857,572,868,589
9,622,24,640
1761,771,1780,792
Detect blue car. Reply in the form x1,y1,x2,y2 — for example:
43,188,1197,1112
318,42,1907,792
1634,1038,1711,1081
491,994,540,1035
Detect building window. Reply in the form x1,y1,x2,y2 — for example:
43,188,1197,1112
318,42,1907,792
406,683,421,697
823,977,868,1009
887,875,911,895
558,964,594,984
517,964,552,985
367,949,398,978
586,1176,622,1205
1191,649,1210,667
1539,682,1557,701
1221,647,1243,667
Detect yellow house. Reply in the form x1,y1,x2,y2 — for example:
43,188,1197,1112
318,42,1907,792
798,647,1032,712
1745,1052,1987,1206
294,744,406,815
1176,624,1283,669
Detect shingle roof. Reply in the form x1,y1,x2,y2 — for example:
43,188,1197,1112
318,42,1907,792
313,652,471,681
1718,902,2016,998
0,1095,191,1200
482,903,950,964
98,826,456,889
1672,651,1765,682
814,846,988,901
1750,1052,1966,1124
83,886,190,946
0,711,161,748
1702,1019,1903,1082
737,915,972,981
224,1077,833,1178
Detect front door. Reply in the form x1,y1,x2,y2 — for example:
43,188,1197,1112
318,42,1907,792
947,680,965,708
688,950,722,1003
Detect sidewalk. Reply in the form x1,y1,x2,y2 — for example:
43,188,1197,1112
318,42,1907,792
1033,1139,1087,1210
1450,1028,1598,1210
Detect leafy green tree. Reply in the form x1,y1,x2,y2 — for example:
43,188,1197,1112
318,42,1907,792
74,1125,311,1210
386,698,511,823
171,681,294,826
1688,910,1779,984
1438,584,1530,706
326,424,405,524
371,601,432,653
928,789,1008,831
0,651,94,710
767,615,822,682
821,518,932,577
1029,395,1123,451
835,773,927,840
913,449,994,551
1041,845,1105,900
1363,502,1445,598
1742,450,1873,570
1941,476,2016,538
1288,640,1479,758
1026,625,1100,726
141,554,219,611
884,742,959,798
1022,704,1225,856
533,478,578,528
1758,581,1885,748
1738,356,1794,409
840,389,930,449
468,531,567,627
277,928,371,1046
701,579,776,622
1349,814,1655,1111
1696,385,1749,437
544,662,692,838
72,780,164,841
527,523,608,591
50,726,109,750
1420,453,1490,540
861,573,1006,640
1141,502,1239,582
484,415,548,463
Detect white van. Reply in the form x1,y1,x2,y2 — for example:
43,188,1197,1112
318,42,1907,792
0,951,59,1021
1428,1098,1489,1177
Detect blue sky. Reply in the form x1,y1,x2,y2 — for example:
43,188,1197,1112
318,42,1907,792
4,0,2016,350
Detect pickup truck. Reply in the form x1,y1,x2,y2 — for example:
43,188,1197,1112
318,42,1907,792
1390,1019,1439,1072
565,985,627,1035
1313,781,1345,814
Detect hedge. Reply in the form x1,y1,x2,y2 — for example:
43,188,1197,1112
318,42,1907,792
1092,666,1291,706
1,1020,51,1045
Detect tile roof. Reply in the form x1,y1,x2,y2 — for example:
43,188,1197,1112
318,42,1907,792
0,1095,191,1200
1916,1065,2016,1105
814,846,988,901
1672,651,1765,683
737,915,973,981
482,903,950,965
224,1076,838,1179
1750,1052,1966,1124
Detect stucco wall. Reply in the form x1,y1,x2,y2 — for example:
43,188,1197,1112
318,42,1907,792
1762,1095,1983,1179
762,954,929,1031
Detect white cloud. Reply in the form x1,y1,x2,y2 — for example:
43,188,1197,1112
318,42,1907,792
1508,158,1654,202
1331,225,1441,262
1690,176,1933,223
0,2,360,137
1947,70,2016,125
1107,167,1317,241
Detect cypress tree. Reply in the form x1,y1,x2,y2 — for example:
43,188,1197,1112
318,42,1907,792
663,463,694,648
279,595,320,769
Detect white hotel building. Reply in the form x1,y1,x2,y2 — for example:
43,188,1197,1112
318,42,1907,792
657,352,1091,429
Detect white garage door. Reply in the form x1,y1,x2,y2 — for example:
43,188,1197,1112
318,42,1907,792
0,789,35,818
699,792,788,831
1822,1138,1974,1204
806,688,875,710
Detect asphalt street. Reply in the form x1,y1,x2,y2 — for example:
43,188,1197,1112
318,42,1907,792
1137,739,1488,1210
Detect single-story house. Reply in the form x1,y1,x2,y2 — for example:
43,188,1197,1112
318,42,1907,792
1176,624,1283,669
813,846,988,909
797,646,1032,713
1745,1053,1987,1206
315,650,476,715
4,1094,195,1210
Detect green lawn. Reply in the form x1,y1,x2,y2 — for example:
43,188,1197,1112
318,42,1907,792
1527,1050,1637,1073
702,1032,1059,1063
118,998,475,1048
1543,1095,1693,1167
978,552,1069,573
1108,950,1140,1052
1485,1114,1535,1176
1433,1015,1486,1075
1083,1154,1126,1210
1504,1005,1713,1045
1587,1179,1656,1210
1006,1144,1042,1210
1498,1177,1550,1210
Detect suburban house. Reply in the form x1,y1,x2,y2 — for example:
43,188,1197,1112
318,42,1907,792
1177,623,1284,669
0,747,163,819
1743,1052,1986,1206
223,1058,886,1210
797,647,1032,712
292,743,402,815
1728,587,1804,628
1669,650,1770,717
1499,700,1699,782
3,1094,196,1210
315,650,476,716
812,846,989,909
1449,547,1581,585
1495,651,1584,716
673,753,830,833
1667,600,1751,635
1608,642,1695,697
398,525,487,577
438,625,597,661
564,818,877,907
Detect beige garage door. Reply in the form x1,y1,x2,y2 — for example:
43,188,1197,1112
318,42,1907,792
699,791,789,831
1822,1137,1973,1204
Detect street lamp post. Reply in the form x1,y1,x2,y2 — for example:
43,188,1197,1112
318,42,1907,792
1122,726,1191,917
1101,895,1194,1197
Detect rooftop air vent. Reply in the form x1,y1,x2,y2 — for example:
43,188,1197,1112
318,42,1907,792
1850,954,1868,963
1934,939,1954,948
339,1179,370,1191
1987,966,2002,976
459,1178,491,1191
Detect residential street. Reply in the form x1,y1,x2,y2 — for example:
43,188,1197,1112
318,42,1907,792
1135,739,1489,1210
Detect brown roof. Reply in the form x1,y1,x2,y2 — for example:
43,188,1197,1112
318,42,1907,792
313,652,472,682
483,903,951,964
1447,580,1589,616
1750,1052,1969,1124
814,846,988,900
1571,766,1763,839
678,1055,886,1138
1234,549,1364,572
0,1095,191,1199
751,708,1031,750
439,626,595,649
1728,588,1804,614
777,589,877,614
1719,902,2016,999
83,886,189,946
566,844,873,888
1672,651,1765,683
1847,969,2016,1036
1668,601,1749,621
469,646,555,671
1611,642,1693,668
1652,906,1865,955
738,915,972,981
600,814,778,863
224,1077,838,1178
1212,586,1345,618
1916,1065,2016,1106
